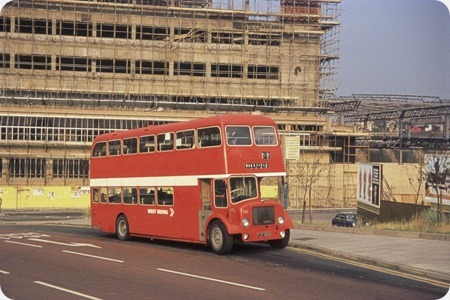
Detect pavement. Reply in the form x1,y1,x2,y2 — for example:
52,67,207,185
1,209,450,287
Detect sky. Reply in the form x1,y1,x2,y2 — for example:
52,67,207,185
337,0,450,99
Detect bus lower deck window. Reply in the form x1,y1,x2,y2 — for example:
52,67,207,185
157,187,173,205
139,187,155,205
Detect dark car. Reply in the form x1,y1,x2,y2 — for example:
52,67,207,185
331,213,357,227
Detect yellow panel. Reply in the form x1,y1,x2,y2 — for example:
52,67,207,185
0,186,90,210
261,185,278,199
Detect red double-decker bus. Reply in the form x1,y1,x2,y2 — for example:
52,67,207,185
90,114,293,254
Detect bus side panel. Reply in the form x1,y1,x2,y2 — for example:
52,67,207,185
196,148,226,176
91,202,116,234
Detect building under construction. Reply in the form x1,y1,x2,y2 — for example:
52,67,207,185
0,0,357,210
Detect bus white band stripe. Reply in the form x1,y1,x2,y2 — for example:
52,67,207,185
157,268,265,291
90,172,286,187
34,281,102,300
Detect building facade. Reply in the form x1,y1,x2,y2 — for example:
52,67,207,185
0,0,353,210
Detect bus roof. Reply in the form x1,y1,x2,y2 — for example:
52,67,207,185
93,114,277,142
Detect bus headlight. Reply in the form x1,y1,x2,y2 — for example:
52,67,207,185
242,218,250,228
280,231,286,238
278,216,285,225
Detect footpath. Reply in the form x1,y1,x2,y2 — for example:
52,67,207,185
0,210,449,287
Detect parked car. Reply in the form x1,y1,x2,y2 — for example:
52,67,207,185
331,213,357,227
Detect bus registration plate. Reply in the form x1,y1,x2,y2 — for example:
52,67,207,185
258,232,272,238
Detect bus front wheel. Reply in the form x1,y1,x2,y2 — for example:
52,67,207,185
116,214,130,241
209,221,233,255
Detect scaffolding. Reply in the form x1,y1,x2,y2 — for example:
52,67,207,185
0,0,347,208
1,0,340,110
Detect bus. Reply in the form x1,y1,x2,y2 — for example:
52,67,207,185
90,114,293,254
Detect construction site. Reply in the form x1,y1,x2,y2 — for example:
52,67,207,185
0,0,448,213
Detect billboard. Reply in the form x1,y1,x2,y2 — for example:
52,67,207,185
357,163,382,208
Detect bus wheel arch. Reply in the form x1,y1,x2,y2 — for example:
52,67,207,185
116,214,131,241
207,220,233,255
268,229,290,249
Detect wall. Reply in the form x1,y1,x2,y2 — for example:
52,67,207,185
0,186,90,210
287,162,424,209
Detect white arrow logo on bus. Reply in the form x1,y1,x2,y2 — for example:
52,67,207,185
147,208,174,217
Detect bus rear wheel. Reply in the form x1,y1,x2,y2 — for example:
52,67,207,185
116,214,130,241
209,221,233,255
268,229,290,249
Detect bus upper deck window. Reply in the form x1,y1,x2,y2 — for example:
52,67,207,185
198,127,221,148
157,132,174,152
226,126,251,146
254,126,277,145
108,140,121,156
123,137,137,155
139,135,155,153
176,130,194,150
93,142,106,157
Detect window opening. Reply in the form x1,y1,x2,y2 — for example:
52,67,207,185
254,126,277,145
214,179,227,208
123,137,137,154
108,140,121,156
230,176,257,203
157,187,173,205
198,127,221,148
157,132,174,151
139,135,155,153
123,187,138,204
226,126,251,146
93,142,107,157
92,187,100,203
108,187,122,204
139,187,155,205
176,130,194,150
100,187,107,203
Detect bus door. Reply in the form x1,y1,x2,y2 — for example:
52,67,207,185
198,179,212,242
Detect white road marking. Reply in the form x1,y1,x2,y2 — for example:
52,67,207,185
34,281,102,300
0,270,10,274
157,268,265,291
5,240,42,248
0,233,50,240
29,238,101,249
62,250,124,263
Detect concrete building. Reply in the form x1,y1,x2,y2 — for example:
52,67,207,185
0,0,366,210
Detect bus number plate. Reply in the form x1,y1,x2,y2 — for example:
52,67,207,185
258,232,272,238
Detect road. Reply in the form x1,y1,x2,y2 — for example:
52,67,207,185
0,224,446,300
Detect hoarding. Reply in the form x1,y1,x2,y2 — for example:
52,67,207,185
357,163,382,208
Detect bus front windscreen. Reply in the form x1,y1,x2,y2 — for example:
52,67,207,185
230,176,257,203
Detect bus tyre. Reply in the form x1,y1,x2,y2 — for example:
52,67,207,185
209,221,233,255
116,214,130,241
268,229,290,249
